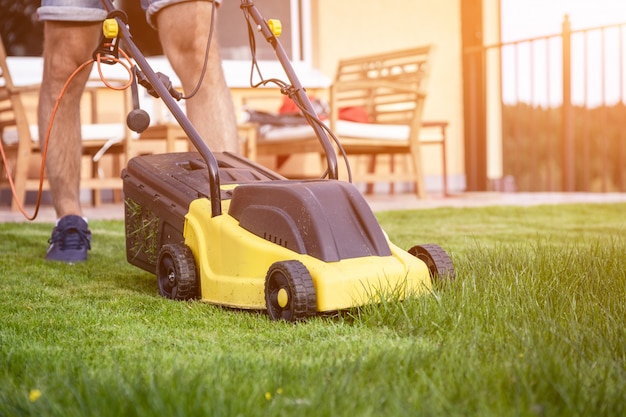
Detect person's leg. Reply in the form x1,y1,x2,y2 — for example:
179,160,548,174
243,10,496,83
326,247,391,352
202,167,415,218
38,21,101,218
37,0,105,262
155,1,239,153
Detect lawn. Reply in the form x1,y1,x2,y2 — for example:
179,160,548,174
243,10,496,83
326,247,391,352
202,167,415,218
1,202,625,417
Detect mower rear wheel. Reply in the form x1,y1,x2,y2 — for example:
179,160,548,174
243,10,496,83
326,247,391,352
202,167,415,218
156,243,199,300
265,260,317,321
409,244,455,284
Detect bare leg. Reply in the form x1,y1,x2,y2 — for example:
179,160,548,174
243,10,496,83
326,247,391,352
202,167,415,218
156,1,238,153
38,21,101,218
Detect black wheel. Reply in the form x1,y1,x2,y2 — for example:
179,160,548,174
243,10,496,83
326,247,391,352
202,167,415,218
156,243,199,300
408,244,455,284
265,260,317,321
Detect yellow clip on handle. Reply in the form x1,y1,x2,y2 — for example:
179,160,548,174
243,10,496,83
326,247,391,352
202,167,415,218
102,18,119,39
267,19,282,37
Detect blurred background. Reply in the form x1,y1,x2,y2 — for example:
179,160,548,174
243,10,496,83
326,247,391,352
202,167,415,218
2,0,625,195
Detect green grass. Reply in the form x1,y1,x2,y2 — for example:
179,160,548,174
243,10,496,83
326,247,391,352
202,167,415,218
1,203,625,416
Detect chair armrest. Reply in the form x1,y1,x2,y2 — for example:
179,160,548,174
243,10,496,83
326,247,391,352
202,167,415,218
7,84,40,95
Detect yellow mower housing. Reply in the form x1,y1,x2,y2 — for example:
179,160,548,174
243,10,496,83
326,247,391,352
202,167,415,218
122,152,453,321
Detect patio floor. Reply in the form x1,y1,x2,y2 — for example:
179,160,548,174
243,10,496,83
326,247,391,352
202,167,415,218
2,192,626,223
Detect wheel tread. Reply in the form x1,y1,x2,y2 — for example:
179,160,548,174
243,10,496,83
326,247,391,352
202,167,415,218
157,243,199,301
409,243,455,282
265,260,317,321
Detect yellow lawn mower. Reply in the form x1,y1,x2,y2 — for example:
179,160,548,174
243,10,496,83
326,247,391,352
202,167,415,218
100,0,454,321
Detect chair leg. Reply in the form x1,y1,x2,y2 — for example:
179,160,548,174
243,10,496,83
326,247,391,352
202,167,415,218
112,153,122,203
409,148,426,199
404,154,416,194
389,155,396,195
91,159,101,207
276,155,290,170
11,147,29,212
365,155,376,194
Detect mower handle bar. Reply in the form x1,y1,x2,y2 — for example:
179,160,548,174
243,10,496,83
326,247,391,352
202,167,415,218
99,0,339,217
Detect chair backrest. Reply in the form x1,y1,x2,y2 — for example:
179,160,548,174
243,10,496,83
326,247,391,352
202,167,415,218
330,46,431,127
1,42,39,193
0,36,40,210
0,37,14,90
0,37,35,149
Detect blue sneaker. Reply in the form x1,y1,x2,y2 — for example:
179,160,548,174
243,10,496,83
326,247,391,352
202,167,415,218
46,215,92,263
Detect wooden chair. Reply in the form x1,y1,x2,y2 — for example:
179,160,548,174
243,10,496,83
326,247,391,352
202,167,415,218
254,46,436,198
0,38,131,211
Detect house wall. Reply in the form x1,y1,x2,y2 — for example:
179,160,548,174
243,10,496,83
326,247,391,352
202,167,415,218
310,0,465,191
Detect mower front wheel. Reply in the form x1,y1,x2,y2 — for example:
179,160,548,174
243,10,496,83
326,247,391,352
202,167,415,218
156,243,199,300
265,260,317,322
409,244,455,285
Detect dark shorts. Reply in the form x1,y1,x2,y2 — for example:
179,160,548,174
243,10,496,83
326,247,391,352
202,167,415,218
38,0,220,29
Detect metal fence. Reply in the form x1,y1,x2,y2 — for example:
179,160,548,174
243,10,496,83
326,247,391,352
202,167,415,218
465,16,626,192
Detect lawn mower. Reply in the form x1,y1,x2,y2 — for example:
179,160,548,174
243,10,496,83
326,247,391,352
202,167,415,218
101,0,454,321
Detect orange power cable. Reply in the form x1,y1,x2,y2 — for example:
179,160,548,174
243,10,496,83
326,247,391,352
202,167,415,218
0,46,133,221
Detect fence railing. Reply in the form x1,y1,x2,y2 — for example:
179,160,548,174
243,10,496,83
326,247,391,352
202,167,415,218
464,16,626,192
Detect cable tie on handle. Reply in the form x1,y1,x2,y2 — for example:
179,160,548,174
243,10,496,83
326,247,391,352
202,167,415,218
93,36,121,64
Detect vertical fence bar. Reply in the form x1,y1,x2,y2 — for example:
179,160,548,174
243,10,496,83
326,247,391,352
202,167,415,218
600,28,608,192
562,15,575,191
529,40,536,190
513,44,520,187
499,44,506,191
617,26,626,192
546,38,553,190
582,31,590,191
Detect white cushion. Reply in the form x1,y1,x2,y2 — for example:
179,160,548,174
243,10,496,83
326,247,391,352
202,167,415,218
261,124,318,141
335,120,409,140
1,123,127,162
260,120,442,142
261,120,410,141
2,123,126,144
